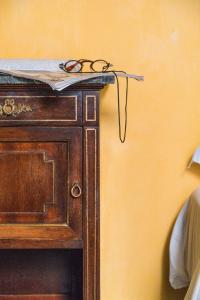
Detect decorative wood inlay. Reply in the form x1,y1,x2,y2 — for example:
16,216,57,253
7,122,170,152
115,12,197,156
84,128,98,300
0,99,32,117
85,96,96,121
0,96,78,122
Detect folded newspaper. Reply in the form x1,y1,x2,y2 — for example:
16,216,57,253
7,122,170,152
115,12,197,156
0,59,144,91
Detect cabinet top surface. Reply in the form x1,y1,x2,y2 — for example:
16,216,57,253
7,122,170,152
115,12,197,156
0,74,115,89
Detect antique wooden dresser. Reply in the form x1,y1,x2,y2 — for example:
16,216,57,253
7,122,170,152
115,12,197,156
0,74,114,300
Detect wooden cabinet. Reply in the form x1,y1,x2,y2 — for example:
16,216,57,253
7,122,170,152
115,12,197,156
0,78,112,300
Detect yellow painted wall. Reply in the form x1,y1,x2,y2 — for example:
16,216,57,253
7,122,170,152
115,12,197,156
0,0,200,299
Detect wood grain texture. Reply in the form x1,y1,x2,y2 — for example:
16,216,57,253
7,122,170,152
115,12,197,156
0,83,102,300
83,127,100,300
0,127,82,244
0,149,54,219
0,93,82,126
0,239,83,249
83,92,99,126
0,295,75,300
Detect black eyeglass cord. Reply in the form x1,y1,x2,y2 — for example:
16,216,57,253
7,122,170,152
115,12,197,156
112,71,128,143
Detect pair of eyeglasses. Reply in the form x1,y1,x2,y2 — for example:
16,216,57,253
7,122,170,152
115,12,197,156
59,59,113,73
59,59,129,143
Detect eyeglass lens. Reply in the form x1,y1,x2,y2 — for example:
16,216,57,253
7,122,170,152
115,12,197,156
64,60,82,72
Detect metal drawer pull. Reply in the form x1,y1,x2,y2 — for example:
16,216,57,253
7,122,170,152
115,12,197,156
71,182,82,198
0,99,32,117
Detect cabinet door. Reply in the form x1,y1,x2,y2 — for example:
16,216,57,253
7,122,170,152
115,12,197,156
0,127,82,248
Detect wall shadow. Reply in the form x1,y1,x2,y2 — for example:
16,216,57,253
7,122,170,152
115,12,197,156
160,220,187,300
187,162,200,181
160,161,200,299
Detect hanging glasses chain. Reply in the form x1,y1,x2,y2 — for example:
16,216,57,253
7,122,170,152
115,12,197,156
59,59,129,143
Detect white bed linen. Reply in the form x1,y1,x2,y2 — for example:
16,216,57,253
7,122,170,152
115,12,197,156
170,188,200,299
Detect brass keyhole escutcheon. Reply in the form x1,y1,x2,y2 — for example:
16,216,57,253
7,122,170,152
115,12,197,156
71,182,82,198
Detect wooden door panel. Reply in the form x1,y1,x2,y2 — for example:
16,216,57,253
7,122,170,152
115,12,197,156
0,142,67,224
0,127,82,244
0,149,54,214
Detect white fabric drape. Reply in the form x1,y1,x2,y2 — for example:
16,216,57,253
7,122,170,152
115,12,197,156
170,189,200,299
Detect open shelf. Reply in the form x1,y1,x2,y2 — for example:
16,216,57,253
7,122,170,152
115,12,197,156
0,249,83,300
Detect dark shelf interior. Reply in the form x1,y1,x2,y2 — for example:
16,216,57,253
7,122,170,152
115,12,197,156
0,249,83,300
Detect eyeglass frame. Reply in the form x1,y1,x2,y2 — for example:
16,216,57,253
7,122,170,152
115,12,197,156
59,59,129,143
59,59,113,73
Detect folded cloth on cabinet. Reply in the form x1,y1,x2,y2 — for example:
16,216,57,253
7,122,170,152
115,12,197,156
170,188,200,299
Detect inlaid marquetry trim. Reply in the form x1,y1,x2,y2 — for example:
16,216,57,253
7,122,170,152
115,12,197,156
85,95,97,121
85,129,89,300
42,151,55,211
0,150,55,215
85,128,97,300
0,95,78,122
66,142,70,225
